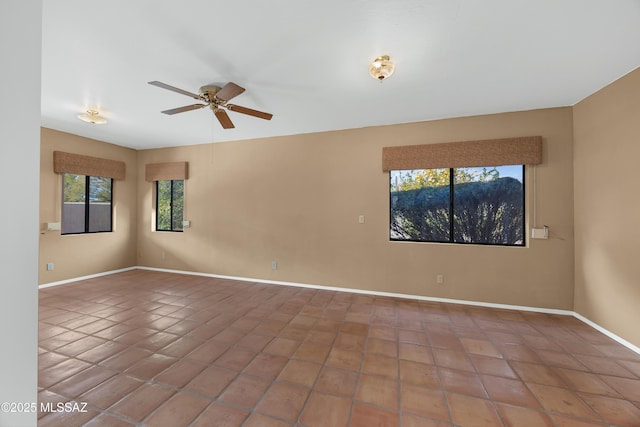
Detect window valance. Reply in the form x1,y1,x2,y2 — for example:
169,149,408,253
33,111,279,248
382,136,542,171
145,161,189,181
53,151,126,180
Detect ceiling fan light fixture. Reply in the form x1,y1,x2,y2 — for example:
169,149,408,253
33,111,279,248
77,109,107,124
369,55,395,81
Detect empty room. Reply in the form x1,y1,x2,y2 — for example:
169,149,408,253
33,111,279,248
2,1,640,426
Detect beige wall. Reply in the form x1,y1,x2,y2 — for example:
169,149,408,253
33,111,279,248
137,107,575,310
39,128,138,283
573,68,640,346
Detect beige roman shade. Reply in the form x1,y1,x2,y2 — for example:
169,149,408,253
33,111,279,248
145,161,189,181
53,151,126,180
382,136,543,171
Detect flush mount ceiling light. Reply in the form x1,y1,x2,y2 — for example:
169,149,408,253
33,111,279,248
77,109,107,124
369,55,395,81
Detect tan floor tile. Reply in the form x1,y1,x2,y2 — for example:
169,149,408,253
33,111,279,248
219,374,271,408
38,406,101,427
185,339,230,364
214,347,258,371
157,335,203,358
579,393,640,425
549,414,607,426
299,391,352,427
361,353,398,379
192,402,249,427
401,413,452,427
39,330,88,352
496,403,555,427
368,325,397,341
110,383,175,421
536,350,587,370
278,359,322,387
350,402,398,427
38,389,70,419
154,358,207,388
124,353,176,380
38,270,640,427
400,383,449,422
39,358,93,388
314,366,358,398
113,327,158,345
398,342,434,364
399,359,439,388
556,368,622,398
510,360,567,387
326,347,362,371
600,374,640,401
144,392,210,426
255,382,309,422
446,392,502,427
333,332,366,352
99,347,153,372
398,329,429,346
293,340,331,363
49,365,117,398
481,374,541,408
184,365,237,399
438,366,487,397
76,340,128,364
470,354,518,379
236,333,273,351
432,348,475,372
527,383,598,419
366,337,398,358
243,353,289,380
38,351,68,370
263,337,301,357
135,331,181,351
428,332,464,351
244,412,294,427
356,373,398,409
460,337,503,358
79,374,143,410
497,342,542,363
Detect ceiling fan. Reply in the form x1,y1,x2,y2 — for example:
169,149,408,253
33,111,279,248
148,81,273,129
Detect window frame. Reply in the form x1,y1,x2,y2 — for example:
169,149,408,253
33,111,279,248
155,179,184,232
61,174,113,235
389,165,526,247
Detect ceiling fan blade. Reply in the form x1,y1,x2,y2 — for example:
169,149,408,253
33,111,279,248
214,82,245,102
161,104,207,115
226,104,273,120
214,108,235,129
148,81,201,100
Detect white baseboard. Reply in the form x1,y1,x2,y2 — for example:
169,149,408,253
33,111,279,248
573,312,640,355
40,266,639,356
38,266,138,289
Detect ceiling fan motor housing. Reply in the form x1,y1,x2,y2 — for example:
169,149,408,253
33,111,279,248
200,85,222,103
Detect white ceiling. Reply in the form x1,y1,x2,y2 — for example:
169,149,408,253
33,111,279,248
41,0,640,150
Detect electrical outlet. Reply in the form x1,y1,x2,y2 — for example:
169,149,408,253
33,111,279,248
271,261,278,270
436,274,444,284
46,262,54,271
531,226,549,239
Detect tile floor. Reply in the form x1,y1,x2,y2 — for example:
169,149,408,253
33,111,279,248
38,269,640,426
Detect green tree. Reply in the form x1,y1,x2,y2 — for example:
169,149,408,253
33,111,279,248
63,174,86,202
390,167,523,245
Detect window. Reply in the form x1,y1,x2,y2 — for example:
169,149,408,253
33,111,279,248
156,179,184,231
390,165,525,246
62,174,113,234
